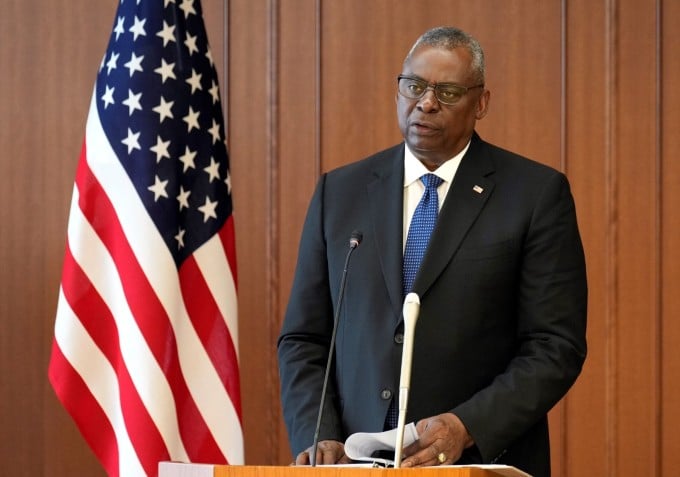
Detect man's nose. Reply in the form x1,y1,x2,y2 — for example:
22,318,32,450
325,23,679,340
417,89,440,111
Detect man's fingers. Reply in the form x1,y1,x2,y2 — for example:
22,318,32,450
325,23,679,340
294,450,311,465
401,445,441,467
294,440,346,466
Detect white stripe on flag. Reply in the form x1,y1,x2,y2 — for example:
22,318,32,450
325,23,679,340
54,288,146,476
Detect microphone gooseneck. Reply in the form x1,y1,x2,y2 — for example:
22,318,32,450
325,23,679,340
310,230,363,466
394,292,420,468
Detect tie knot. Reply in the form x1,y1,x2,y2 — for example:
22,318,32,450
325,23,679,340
421,173,443,190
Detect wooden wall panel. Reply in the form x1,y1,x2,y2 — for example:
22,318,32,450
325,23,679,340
661,0,680,474
203,1,227,80
276,0,321,462
470,2,564,169
0,0,114,475
562,1,610,475
319,1,405,170
226,0,276,466
2,0,680,476
615,0,661,475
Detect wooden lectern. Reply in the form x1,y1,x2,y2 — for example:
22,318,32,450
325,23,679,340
159,463,531,477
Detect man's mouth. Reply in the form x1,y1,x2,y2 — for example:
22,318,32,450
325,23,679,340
410,121,438,134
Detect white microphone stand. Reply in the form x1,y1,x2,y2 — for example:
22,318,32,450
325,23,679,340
393,292,420,468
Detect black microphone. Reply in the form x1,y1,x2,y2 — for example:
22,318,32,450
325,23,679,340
311,230,363,466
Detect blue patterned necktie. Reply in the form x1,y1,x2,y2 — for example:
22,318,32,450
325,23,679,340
385,173,442,430
402,173,443,296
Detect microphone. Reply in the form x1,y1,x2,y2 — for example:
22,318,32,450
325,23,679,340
311,230,363,466
393,292,420,468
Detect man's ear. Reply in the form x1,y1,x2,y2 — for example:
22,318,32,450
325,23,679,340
475,89,491,120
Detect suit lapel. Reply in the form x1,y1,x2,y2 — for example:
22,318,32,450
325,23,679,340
413,135,496,298
367,145,406,319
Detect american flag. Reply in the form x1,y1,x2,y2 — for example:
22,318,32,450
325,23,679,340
48,1,243,475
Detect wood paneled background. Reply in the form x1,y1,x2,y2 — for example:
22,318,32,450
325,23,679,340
1,0,678,476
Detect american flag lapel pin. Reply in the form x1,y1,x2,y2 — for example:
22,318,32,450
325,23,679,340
473,185,484,194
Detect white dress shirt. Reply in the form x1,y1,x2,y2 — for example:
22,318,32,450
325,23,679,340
402,141,471,251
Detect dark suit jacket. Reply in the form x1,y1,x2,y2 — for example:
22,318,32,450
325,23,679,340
278,133,587,477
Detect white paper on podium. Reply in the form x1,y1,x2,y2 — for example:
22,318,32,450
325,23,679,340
343,422,419,463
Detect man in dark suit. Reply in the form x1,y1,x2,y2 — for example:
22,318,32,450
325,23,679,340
277,26,587,477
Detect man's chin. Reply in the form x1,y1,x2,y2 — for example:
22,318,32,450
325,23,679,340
406,139,440,155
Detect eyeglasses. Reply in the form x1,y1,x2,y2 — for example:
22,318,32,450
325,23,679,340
397,74,484,105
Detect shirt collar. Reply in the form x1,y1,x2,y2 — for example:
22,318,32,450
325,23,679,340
403,140,471,187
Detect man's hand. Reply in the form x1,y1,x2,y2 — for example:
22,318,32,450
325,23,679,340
293,440,352,465
400,413,474,467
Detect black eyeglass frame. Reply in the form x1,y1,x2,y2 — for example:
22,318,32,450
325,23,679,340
397,74,484,105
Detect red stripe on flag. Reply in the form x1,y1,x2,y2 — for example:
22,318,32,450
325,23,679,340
48,342,120,476
180,253,242,420
60,240,169,476
74,146,227,464
219,216,239,288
